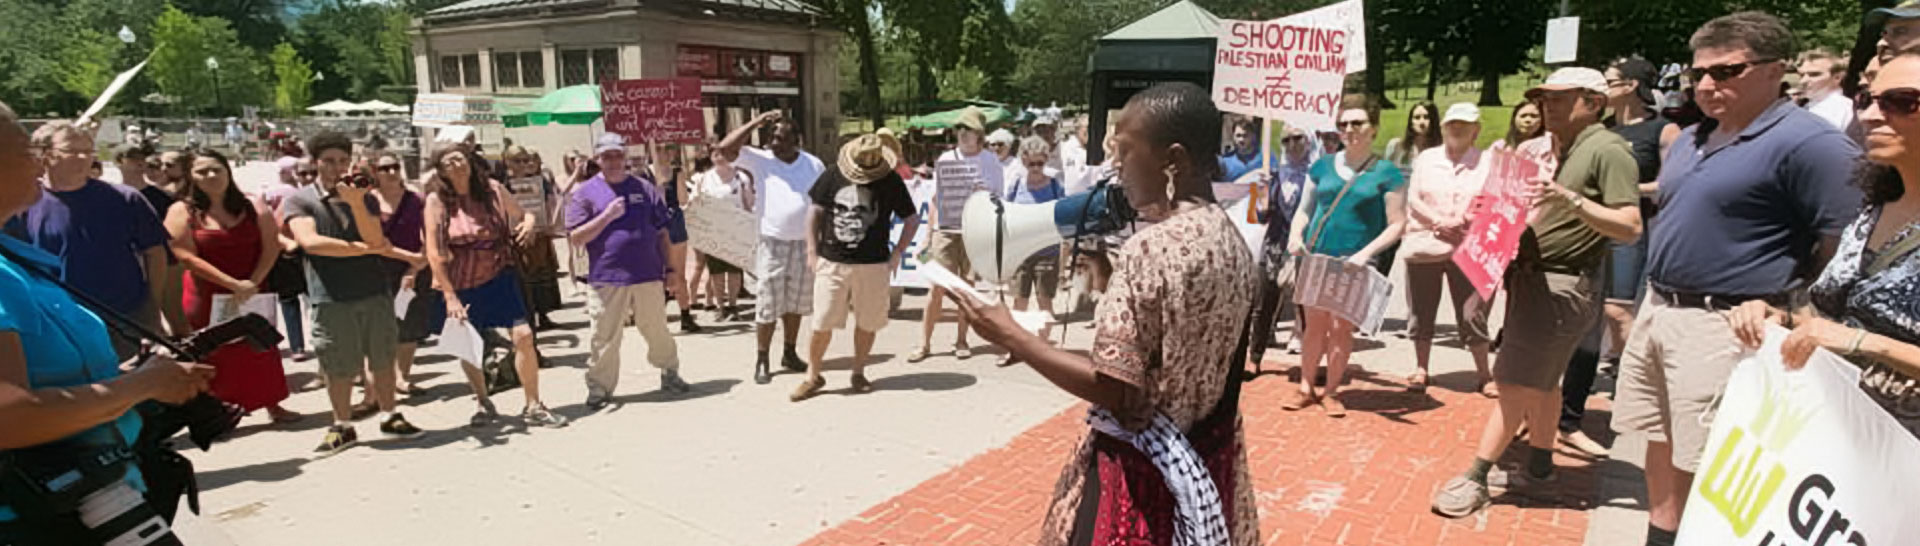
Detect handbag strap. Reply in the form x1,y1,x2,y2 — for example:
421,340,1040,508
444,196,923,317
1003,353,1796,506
1306,155,1375,251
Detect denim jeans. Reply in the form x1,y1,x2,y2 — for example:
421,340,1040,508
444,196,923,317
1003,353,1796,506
279,295,305,353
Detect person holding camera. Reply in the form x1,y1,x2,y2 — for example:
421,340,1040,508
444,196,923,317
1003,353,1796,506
283,132,424,454
0,99,215,545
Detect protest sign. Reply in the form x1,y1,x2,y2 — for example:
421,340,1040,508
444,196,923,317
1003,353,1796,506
1212,0,1361,132
1293,253,1392,334
1676,327,1920,545
1544,17,1581,64
1213,182,1265,257
411,93,499,127
892,178,936,288
932,159,981,230
1452,150,1539,300
77,59,149,125
601,78,706,144
684,199,758,274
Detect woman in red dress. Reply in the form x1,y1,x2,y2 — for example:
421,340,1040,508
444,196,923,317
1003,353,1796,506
164,149,298,423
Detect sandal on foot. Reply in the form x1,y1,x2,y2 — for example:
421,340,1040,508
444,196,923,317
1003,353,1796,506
953,345,973,359
906,346,931,363
1322,394,1348,418
789,376,826,402
1406,371,1430,392
849,373,874,394
1279,389,1317,411
1479,378,1501,399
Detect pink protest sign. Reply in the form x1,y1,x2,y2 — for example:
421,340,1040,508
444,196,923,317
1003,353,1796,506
600,78,706,144
1452,150,1541,300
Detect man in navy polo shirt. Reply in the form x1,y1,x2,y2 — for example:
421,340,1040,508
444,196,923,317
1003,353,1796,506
1609,12,1861,546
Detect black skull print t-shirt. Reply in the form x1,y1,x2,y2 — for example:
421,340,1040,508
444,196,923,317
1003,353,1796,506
809,169,917,265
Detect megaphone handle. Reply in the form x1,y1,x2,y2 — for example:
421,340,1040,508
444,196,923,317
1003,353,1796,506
993,194,1008,305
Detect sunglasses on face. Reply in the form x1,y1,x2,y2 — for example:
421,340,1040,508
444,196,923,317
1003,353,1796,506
1337,120,1369,130
377,164,403,173
1025,161,1048,168
1282,135,1306,144
1856,87,1920,115
1685,59,1777,83
296,170,318,176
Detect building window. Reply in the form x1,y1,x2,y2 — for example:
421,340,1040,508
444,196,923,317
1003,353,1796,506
461,54,482,88
561,47,619,87
521,53,545,89
494,52,520,88
439,56,462,90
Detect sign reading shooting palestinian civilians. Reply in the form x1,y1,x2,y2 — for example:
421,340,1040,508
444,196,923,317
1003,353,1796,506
1212,0,1364,132
600,78,706,144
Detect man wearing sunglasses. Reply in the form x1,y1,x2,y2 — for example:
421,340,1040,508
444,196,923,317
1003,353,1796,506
1609,12,1863,546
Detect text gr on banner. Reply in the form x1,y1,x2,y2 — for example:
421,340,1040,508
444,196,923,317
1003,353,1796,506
1675,326,1920,546
601,78,707,144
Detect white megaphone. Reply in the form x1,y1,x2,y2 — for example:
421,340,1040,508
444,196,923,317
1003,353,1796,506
961,181,1135,282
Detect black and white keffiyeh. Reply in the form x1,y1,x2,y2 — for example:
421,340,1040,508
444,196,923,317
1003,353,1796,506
1087,407,1229,546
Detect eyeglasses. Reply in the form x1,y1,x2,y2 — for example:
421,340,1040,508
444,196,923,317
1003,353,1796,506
1281,135,1306,144
988,142,1009,148
1024,161,1048,168
295,170,318,176
377,164,403,173
1684,59,1778,83
1337,120,1369,130
1856,87,1920,115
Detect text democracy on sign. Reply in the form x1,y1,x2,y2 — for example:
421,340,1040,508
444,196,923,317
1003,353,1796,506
1217,89,1343,116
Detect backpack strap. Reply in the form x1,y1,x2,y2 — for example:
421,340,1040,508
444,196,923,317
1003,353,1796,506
1867,228,1920,277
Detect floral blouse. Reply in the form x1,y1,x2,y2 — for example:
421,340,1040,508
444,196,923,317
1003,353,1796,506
1038,204,1261,546
1810,205,1920,437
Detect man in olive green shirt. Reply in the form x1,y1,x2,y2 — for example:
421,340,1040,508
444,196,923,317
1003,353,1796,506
1433,67,1644,518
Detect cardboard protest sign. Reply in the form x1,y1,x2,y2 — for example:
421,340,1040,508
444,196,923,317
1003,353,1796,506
1452,150,1539,300
412,93,499,127
1676,327,1920,545
932,159,981,231
1212,0,1362,132
601,78,706,144
78,60,149,125
892,178,936,288
684,199,758,274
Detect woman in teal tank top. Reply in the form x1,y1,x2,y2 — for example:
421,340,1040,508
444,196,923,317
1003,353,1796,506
1282,97,1407,417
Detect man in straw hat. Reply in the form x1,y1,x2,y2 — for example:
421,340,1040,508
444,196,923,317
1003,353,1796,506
790,133,920,401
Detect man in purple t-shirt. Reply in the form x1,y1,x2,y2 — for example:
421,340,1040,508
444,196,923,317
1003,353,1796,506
567,134,688,411
4,122,170,361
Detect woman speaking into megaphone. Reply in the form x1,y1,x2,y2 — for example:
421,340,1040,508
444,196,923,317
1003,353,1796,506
951,82,1262,545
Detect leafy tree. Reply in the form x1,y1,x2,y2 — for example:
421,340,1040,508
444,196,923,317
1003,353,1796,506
149,5,269,116
294,1,412,102
805,0,885,128
269,42,313,115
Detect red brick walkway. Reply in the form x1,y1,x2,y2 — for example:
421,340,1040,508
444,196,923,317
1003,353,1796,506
799,359,1611,546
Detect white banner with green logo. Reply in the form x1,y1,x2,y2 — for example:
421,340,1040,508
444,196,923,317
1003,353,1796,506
1677,327,1920,545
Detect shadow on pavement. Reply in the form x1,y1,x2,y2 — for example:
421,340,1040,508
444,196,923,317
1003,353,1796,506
866,371,978,393
546,378,745,419
197,457,311,492
816,353,898,371
535,333,582,350
1337,387,1446,424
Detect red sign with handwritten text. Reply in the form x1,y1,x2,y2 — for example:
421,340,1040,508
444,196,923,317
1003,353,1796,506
600,78,706,144
1453,150,1540,300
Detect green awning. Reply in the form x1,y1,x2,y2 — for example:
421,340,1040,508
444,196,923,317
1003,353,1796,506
904,104,1017,130
504,85,603,127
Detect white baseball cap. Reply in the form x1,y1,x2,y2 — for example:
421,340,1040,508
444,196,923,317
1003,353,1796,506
1442,103,1481,124
1527,67,1609,99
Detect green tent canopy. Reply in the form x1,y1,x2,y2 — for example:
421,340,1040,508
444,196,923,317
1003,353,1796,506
904,103,1016,130
503,84,603,127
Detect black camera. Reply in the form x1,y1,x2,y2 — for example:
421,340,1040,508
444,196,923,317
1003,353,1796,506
1,315,281,546
346,171,377,189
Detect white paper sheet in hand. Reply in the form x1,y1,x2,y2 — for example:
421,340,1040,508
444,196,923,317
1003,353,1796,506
920,261,1053,335
393,288,416,320
440,318,486,365
210,293,279,328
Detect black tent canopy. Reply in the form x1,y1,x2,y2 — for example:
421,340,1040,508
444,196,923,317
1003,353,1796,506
1085,0,1220,165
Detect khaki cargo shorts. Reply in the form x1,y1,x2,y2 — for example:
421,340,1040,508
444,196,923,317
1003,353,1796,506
1610,291,1747,472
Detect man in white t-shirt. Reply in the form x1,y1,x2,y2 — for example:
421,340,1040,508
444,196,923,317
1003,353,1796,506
1797,49,1854,130
1056,114,1093,195
719,111,826,383
909,107,1003,362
